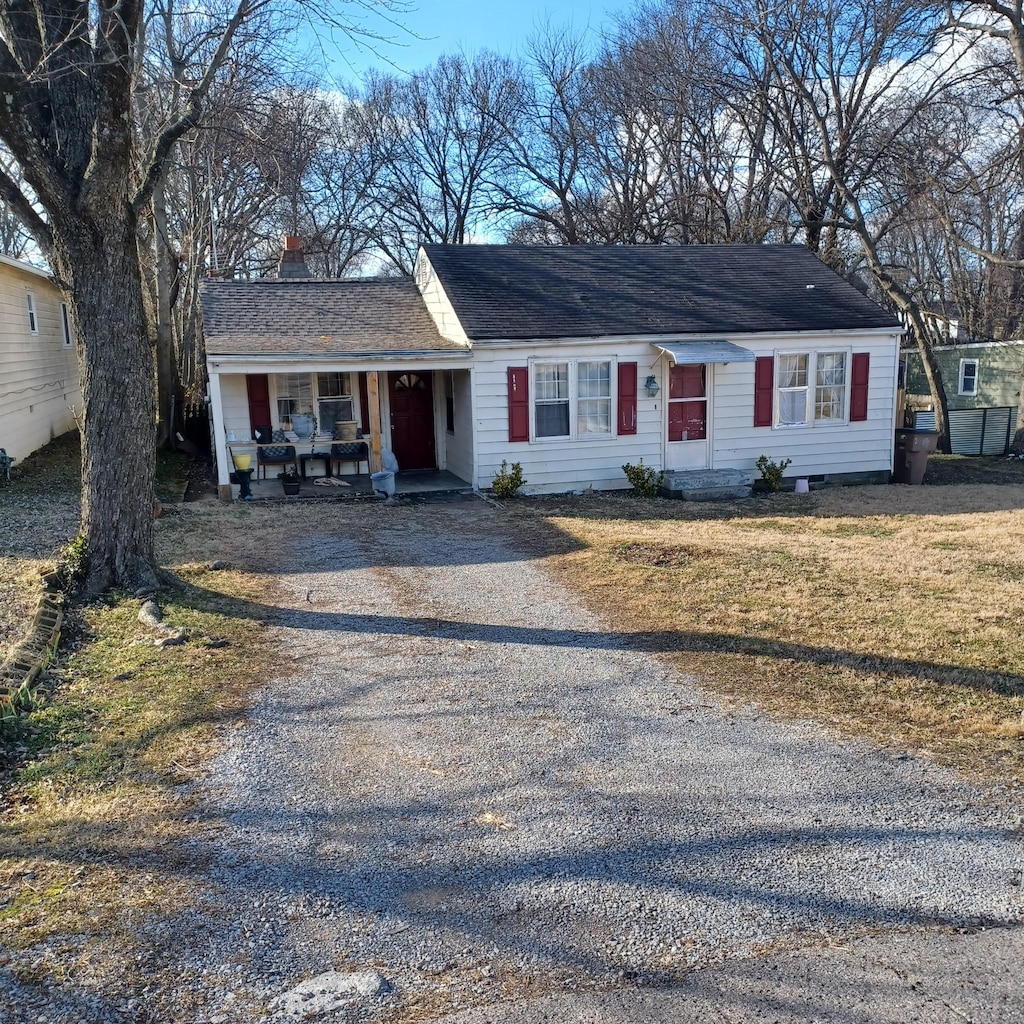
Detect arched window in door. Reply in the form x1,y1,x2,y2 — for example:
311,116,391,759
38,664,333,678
393,373,426,391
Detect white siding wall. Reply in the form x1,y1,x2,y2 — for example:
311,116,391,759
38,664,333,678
220,374,252,439
445,369,474,483
711,332,900,477
415,253,470,345
473,340,662,493
0,262,81,462
474,331,900,493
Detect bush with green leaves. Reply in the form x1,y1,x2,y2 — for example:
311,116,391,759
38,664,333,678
622,459,664,497
756,454,792,491
491,460,525,499
56,534,89,594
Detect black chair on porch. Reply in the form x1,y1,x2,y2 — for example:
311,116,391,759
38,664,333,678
255,427,298,480
330,440,370,479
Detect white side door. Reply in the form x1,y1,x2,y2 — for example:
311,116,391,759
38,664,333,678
664,363,710,471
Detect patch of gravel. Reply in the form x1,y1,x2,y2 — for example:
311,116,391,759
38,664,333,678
0,487,79,657
6,502,1021,1023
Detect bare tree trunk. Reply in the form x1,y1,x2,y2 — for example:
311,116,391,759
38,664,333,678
910,320,951,449
154,170,179,447
51,210,157,592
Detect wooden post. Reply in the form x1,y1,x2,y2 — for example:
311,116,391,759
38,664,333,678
367,370,383,473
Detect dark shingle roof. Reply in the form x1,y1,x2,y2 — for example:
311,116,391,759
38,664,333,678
422,243,900,340
201,277,462,356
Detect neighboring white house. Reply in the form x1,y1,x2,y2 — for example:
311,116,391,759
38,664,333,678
0,254,80,464
202,243,903,497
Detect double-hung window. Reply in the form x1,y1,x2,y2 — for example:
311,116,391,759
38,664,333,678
814,351,847,421
533,359,613,439
26,292,37,335
274,373,314,430
775,350,848,426
534,362,571,437
776,353,809,425
274,373,357,434
316,372,354,431
576,361,612,434
958,358,979,396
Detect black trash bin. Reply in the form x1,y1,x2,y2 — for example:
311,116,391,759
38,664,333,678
893,428,940,484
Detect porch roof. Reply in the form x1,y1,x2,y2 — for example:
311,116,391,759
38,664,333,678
201,277,465,357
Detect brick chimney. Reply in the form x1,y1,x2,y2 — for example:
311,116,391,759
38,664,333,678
277,235,311,279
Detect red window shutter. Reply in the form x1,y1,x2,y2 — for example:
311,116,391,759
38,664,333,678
754,356,774,427
850,352,870,421
358,373,371,434
617,362,637,435
245,374,272,439
508,366,529,442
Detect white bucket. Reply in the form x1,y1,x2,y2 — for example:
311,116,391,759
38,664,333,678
371,470,396,496
794,478,809,494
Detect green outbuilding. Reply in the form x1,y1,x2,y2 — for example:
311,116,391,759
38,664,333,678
903,340,1022,453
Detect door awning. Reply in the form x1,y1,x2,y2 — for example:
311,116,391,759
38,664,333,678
652,341,756,365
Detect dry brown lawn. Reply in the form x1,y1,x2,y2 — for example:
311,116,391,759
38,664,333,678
508,482,1024,785
0,498,286,996
2,458,1023,1001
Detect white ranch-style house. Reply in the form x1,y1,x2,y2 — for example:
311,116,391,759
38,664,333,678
201,241,903,498
0,254,80,468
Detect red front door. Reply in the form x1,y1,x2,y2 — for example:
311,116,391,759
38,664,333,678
388,371,436,470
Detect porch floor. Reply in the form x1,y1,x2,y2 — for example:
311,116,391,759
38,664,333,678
238,470,471,501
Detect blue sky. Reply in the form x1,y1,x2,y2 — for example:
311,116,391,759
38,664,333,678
313,0,634,82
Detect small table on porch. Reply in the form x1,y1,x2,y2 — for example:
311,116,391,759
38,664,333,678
299,451,332,480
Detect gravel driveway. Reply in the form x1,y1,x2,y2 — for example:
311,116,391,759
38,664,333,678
162,502,1019,1022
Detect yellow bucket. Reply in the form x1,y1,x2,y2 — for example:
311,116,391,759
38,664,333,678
232,453,252,471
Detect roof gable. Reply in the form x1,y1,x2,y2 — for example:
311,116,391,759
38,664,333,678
421,243,901,340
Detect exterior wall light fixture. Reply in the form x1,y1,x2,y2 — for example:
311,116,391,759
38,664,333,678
644,374,661,397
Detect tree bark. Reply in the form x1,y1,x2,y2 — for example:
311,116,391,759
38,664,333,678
50,209,157,593
910,320,951,451
154,170,179,447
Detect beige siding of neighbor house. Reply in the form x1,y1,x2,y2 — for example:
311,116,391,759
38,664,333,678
471,338,664,493
712,330,901,478
0,258,81,462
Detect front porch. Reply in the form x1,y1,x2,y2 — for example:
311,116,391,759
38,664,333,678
231,469,471,502
209,362,475,501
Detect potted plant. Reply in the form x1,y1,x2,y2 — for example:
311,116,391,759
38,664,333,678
279,466,301,495
291,413,317,440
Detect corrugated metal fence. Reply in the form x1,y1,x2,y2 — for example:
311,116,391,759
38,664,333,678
913,407,1019,455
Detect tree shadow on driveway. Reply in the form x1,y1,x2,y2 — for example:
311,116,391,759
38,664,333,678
179,584,1024,701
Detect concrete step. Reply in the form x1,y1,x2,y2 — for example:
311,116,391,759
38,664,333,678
660,468,752,501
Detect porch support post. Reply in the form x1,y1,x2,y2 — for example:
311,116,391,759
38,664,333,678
208,371,232,501
367,370,383,474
